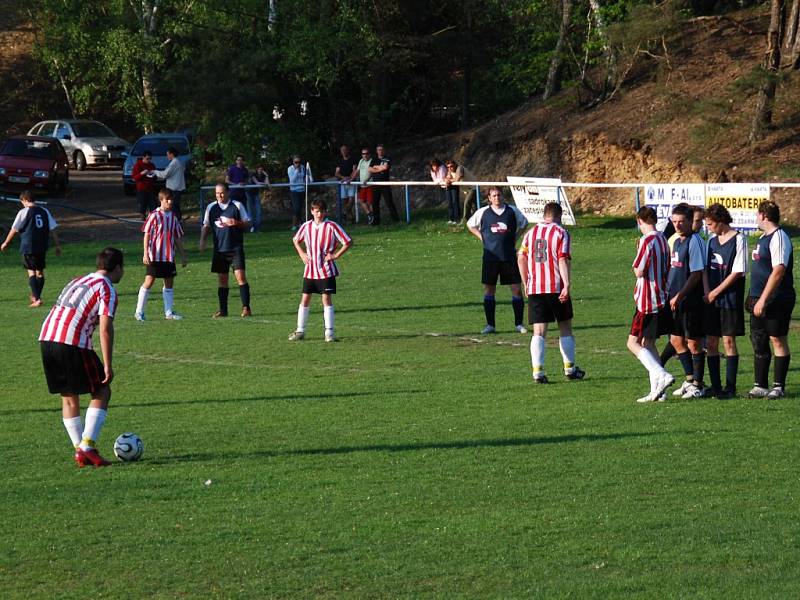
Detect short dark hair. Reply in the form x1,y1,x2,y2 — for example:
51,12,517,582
167,147,178,156
671,202,693,220
758,200,780,224
488,186,503,196
430,158,441,168
97,247,124,272
637,206,657,225
143,150,152,158
158,188,173,202
543,202,562,219
705,203,732,225
19,190,34,203
310,199,327,212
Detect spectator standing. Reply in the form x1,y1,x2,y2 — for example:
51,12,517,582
429,159,448,221
154,147,186,222
335,145,357,224
226,155,249,204
369,144,400,224
132,150,157,220
247,165,270,233
356,147,378,224
746,201,795,399
444,159,463,224
288,155,311,231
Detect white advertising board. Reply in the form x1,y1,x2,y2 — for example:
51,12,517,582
643,184,705,232
507,177,576,225
705,183,768,232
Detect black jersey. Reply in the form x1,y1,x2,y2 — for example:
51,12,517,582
13,206,55,255
706,232,747,310
750,228,794,301
468,205,528,262
666,233,705,304
203,200,249,253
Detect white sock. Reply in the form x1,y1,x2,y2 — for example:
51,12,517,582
135,286,150,315
80,407,107,450
531,335,546,378
323,305,335,332
296,305,310,332
559,335,576,373
63,416,83,448
637,348,665,393
163,287,175,315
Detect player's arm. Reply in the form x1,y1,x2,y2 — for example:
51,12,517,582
558,256,571,302
1,227,18,251
199,225,210,251
175,237,187,267
671,271,702,309
327,239,352,262
98,314,115,385
142,229,151,265
517,250,529,296
293,237,309,264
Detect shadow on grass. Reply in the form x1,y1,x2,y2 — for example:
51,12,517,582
150,431,664,464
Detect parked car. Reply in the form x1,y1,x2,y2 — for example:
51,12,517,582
0,135,69,195
27,119,130,171
122,133,192,196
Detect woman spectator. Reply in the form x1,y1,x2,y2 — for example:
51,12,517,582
429,159,448,222
445,160,465,224
247,165,270,232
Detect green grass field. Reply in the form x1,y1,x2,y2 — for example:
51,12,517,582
1,213,799,598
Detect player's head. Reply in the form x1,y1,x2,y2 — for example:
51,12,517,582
97,247,124,282
487,186,504,206
757,200,780,226
166,147,178,159
158,188,174,210
636,206,657,228
310,199,327,218
670,203,693,237
543,202,562,222
704,203,731,236
691,206,705,233
19,190,35,206
215,183,228,202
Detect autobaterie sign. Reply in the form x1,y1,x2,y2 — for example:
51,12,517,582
644,184,705,232
705,183,767,232
506,176,576,225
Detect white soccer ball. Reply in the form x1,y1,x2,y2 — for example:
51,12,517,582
113,432,144,462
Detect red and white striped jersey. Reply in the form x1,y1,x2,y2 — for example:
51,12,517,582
518,222,572,295
39,273,119,350
632,230,670,314
293,219,352,279
143,209,183,262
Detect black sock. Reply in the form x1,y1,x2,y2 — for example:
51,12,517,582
37,276,44,299
660,341,676,366
725,355,739,393
774,355,791,389
692,351,706,386
218,287,229,315
239,283,251,309
483,295,496,328
754,353,771,388
28,275,38,299
511,296,524,327
708,354,721,392
677,351,693,379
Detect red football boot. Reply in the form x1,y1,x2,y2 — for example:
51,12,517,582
74,447,111,467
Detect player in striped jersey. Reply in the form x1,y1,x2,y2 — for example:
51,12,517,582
1,190,62,307
517,202,584,383
747,201,795,399
288,199,352,342
134,189,187,321
627,206,675,403
38,247,124,467
702,203,747,399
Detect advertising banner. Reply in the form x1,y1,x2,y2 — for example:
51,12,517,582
643,184,705,232
507,177,576,225
705,183,768,232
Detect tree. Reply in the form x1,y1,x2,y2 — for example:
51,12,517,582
749,0,784,143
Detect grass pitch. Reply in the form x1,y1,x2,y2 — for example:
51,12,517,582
1,213,799,598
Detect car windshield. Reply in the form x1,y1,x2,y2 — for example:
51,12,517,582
1,139,57,159
71,122,116,137
132,138,190,156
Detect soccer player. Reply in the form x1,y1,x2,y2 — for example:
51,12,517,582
1,190,62,307
517,201,584,383
627,206,675,403
39,247,124,467
747,201,795,399
288,199,352,342
467,186,528,334
135,188,187,321
199,183,252,318
702,203,747,398
666,203,708,399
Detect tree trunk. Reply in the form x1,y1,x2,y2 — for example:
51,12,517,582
543,0,573,100
588,0,616,97
749,0,783,143
130,0,160,132
783,0,798,56
461,5,472,128
52,58,77,118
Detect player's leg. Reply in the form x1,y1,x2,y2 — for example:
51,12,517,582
720,335,739,398
748,316,771,397
291,292,313,340
531,321,548,383
33,268,46,303
670,332,694,396
509,282,525,332
685,336,707,397
628,311,673,402
76,386,112,466
234,267,251,316
769,334,790,398
482,281,497,333
61,394,82,449
322,291,336,341
162,275,181,319
557,318,583,379
706,335,723,396
135,274,155,320
216,271,230,317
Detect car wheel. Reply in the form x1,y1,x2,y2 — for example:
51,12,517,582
75,151,87,171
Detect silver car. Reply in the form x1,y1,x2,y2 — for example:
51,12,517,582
27,119,131,171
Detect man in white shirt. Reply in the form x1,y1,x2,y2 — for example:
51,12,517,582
154,147,186,222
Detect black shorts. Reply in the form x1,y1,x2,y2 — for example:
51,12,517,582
482,260,521,286
749,295,796,337
529,293,573,324
23,253,46,271
146,261,177,279
41,341,105,395
302,277,337,295
211,248,246,273
671,302,705,339
704,304,745,338
630,307,673,340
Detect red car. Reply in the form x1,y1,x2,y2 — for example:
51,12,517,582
0,135,69,195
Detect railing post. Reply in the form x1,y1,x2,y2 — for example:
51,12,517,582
405,184,411,223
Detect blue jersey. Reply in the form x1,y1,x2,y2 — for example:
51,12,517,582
666,233,705,304
706,232,747,310
12,205,56,255
467,204,528,262
203,200,250,252
750,228,794,301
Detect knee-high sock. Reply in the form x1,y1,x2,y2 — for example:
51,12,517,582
707,354,721,392
774,355,791,389
324,305,335,332
483,295,496,327
63,416,82,448
511,296,524,327
754,353,771,388
136,286,150,315
677,351,693,379
28,275,38,299
218,287,229,314
36,276,45,299
725,355,739,392
692,351,706,385
80,407,107,450
296,305,309,332
559,335,576,373
660,341,676,366
530,335,546,378
637,347,665,394
239,283,250,309
162,287,174,315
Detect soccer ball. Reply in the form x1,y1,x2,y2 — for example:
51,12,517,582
113,432,144,462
